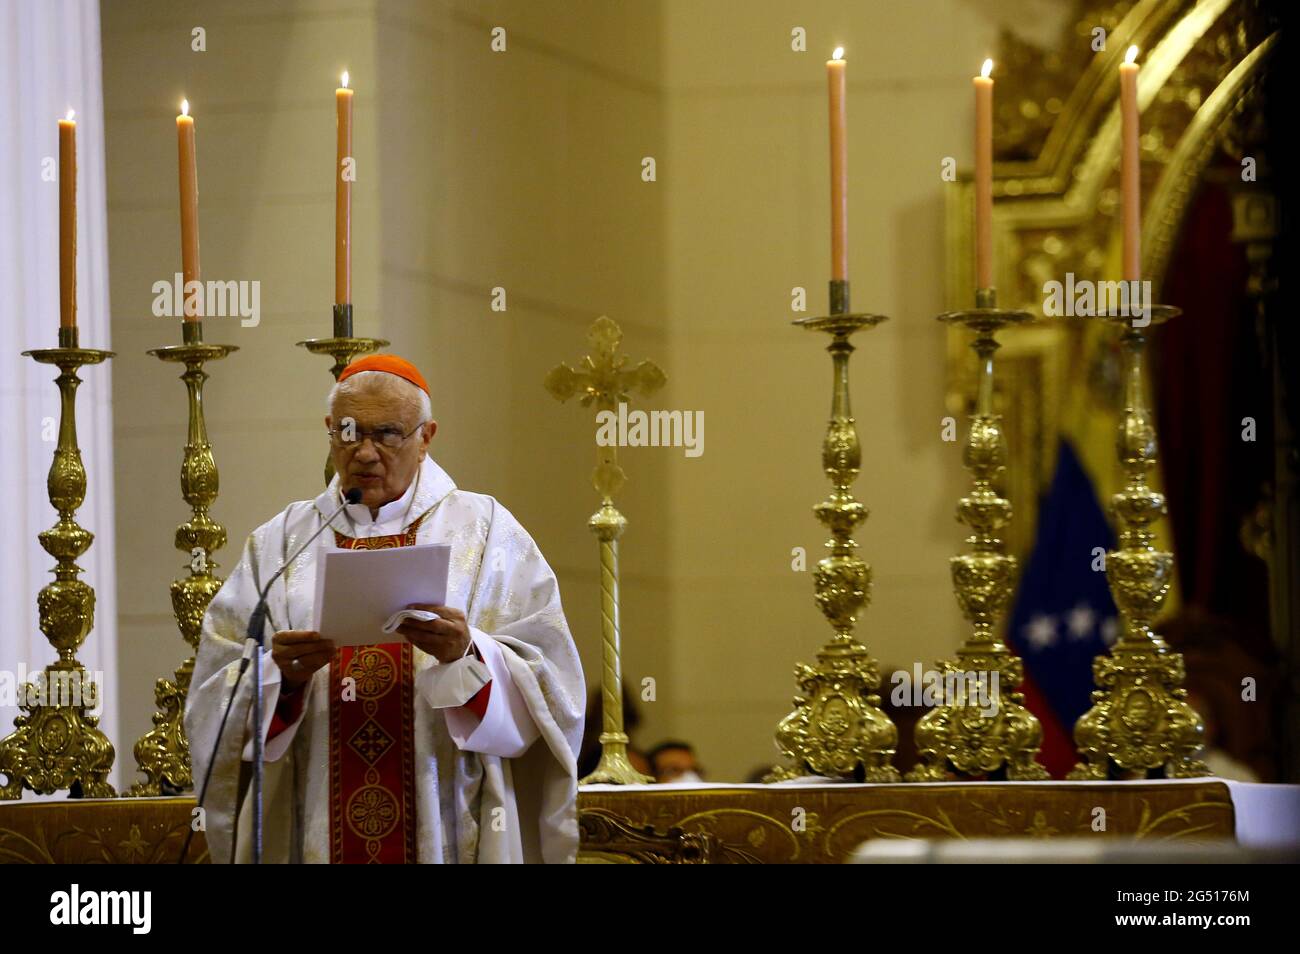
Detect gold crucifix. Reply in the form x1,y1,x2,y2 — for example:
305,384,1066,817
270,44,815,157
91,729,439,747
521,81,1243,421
545,316,664,785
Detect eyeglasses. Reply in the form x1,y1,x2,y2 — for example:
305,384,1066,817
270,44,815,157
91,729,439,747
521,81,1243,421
327,421,427,451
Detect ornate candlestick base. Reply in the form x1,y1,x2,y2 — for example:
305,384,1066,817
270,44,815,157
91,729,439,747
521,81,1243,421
546,317,664,786
0,332,116,798
773,638,900,782
908,293,1047,782
129,322,237,796
298,305,390,484
772,281,900,782
1069,306,1207,780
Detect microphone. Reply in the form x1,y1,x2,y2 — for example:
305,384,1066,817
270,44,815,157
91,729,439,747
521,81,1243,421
183,485,363,864
243,486,363,652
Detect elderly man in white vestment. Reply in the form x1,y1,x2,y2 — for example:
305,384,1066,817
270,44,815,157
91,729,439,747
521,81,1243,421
184,354,585,863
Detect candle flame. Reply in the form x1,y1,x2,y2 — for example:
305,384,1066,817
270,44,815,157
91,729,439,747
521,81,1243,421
181,98,190,117
1125,45,1139,64
65,108,75,122
981,58,993,78
831,47,844,61
341,70,350,89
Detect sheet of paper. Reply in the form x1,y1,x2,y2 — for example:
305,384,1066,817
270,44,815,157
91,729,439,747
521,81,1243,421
312,543,451,647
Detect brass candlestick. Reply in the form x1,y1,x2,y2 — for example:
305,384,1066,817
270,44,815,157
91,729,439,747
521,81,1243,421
0,327,116,798
908,288,1047,781
545,316,664,785
128,320,237,796
297,303,389,484
1070,305,1207,779
772,279,900,782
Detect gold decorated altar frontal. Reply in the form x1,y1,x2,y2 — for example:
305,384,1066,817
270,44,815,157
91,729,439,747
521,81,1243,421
0,797,207,864
0,782,1235,864
577,781,1236,864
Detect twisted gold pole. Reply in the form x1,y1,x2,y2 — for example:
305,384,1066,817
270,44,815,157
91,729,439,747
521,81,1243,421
545,316,664,785
772,280,899,782
908,289,1047,781
1070,306,1207,779
297,304,389,484
128,321,236,795
0,327,116,798
584,498,645,784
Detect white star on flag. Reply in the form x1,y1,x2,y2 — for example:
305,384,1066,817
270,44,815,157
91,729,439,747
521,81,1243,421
1024,614,1057,650
1067,603,1096,640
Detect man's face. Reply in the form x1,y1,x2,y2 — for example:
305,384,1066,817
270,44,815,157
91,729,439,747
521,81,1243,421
326,385,436,510
652,747,699,784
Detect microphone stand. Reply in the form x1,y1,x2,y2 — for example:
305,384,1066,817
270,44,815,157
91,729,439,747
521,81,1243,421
182,487,360,863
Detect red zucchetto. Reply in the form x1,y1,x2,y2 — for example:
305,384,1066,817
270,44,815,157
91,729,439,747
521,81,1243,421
336,354,430,395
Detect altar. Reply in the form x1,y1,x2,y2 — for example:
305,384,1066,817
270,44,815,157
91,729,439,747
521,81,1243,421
1,779,1296,864
579,780,1300,863
1,0,1294,873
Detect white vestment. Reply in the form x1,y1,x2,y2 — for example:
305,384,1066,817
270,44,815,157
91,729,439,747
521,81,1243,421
183,455,585,863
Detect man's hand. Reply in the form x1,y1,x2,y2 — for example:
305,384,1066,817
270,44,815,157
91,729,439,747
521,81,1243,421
398,604,471,663
271,630,335,691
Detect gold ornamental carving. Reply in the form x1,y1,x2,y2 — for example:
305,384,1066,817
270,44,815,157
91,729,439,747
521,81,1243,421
909,294,1048,782
546,316,664,785
1070,307,1207,779
0,330,116,799
129,321,236,796
578,809,723,864
772,280,899,782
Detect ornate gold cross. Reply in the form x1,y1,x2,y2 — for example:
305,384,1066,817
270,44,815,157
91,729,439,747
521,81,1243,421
545,315,665,502
545,316,664,785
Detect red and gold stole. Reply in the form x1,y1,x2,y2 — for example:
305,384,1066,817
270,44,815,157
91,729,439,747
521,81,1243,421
328,514,425,864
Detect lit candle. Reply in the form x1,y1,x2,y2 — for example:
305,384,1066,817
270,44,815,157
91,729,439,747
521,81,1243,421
974,58,994,290
826,49,848,282
336,71,353,306
177,99,201,319
1120,45,1140,282
59,109,76,330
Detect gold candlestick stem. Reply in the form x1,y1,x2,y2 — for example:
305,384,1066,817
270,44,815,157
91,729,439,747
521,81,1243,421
585,498,641,785
1069,306,1207,779
546,316,664,785
129,322,237,796
772,280,899,782
1,331,116,798
297,304,389,484
908,289,1047,781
